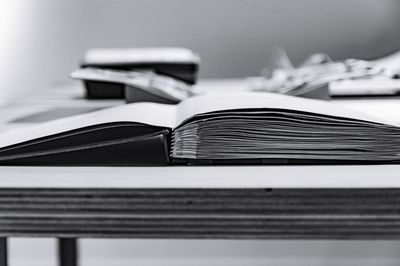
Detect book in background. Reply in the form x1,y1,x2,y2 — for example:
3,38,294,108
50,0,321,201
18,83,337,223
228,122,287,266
250,49,400,99
71,68,200,105
74,47,200,100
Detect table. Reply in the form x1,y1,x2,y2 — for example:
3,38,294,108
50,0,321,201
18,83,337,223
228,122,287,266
1,80,400,266
0,166,400,266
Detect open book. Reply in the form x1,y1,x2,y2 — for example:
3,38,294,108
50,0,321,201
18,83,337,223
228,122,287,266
0,92,399,165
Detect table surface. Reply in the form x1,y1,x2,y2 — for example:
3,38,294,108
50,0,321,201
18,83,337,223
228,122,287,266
1,165,400,188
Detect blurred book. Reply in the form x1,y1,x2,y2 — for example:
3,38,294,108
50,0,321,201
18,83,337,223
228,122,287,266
251,49,400,99
76,47,200,99
330,78,400,97
71,68,200,104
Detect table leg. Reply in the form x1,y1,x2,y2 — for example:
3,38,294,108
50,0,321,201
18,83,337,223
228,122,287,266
0,238,7,266
58,238,78,266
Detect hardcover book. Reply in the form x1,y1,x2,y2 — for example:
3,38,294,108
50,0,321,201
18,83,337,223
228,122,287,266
78,47,200,99
0,92,399,165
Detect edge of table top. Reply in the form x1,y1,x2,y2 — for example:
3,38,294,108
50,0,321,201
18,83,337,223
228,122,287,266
0,165,399,188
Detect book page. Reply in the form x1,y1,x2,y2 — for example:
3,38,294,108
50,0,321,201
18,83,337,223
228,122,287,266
175,92,396,127
0,103,176,149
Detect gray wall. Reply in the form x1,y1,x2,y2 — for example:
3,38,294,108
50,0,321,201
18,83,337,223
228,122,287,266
1,0,400,102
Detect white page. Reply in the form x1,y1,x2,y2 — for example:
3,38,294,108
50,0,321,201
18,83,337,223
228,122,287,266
84,47,200,65
175,92,396,126
0,103,176,149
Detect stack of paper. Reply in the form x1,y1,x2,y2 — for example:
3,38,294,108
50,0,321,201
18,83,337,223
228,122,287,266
172,93,400,162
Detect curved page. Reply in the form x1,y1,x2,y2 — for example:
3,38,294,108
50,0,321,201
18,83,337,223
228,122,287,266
176,92,395,126
0,103,176,149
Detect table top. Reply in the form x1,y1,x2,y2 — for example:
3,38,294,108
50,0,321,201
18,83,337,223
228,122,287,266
1,165,400,189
